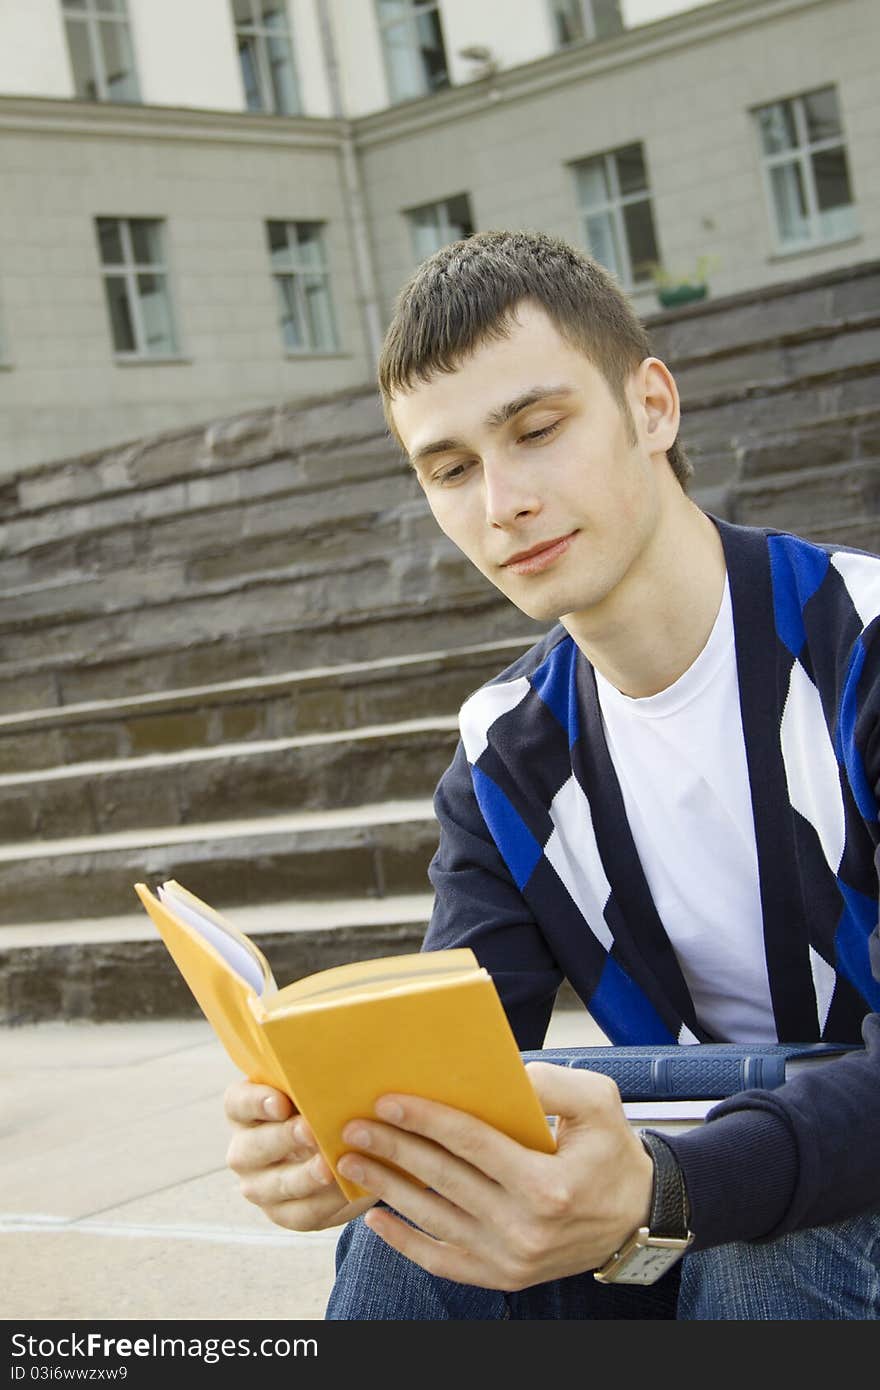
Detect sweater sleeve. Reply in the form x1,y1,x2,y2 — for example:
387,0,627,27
422,738,564,1051
661,1004,880,1250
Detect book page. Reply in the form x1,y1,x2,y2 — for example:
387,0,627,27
622,1099,711,1136
620,1095,711,1128
623,1100,713,1121
157,882,267,997
269,947,478,1012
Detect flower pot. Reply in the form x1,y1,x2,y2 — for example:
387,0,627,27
657,283,709,308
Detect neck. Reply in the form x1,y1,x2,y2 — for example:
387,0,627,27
563,498,727,698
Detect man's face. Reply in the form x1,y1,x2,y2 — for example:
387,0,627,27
389,302,675,627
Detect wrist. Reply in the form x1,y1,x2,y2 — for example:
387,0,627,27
631,1133,655,1231
594,1130,693,1285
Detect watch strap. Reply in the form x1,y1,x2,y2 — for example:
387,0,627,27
640,1129,690,1240
593,1128,693,1284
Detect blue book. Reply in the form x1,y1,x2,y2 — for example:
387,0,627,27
520,1042,861,1101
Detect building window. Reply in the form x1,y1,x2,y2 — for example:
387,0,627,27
267,222,338,352
231,0,301,115
62,0,140,103
571,143,659,287
549,0,624,47
406,194,474,262
755,86,857,251
95,218,179,357
377,0,449,104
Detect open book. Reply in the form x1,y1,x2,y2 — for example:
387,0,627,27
134,880,556,1201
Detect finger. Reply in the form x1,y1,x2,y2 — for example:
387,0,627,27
340,1117,501,1217
524,1061,623,1123
224,1079,295,1126
227,1115,315,1174
264,1191,377,1235
361,1095,537,1189
362,1206,491,1287
241,1150,338,1208
337,1148,478,1250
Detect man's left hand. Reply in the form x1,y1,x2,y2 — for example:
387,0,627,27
336,1060,654,1291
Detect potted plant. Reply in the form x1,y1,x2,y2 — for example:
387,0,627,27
648,254,719,309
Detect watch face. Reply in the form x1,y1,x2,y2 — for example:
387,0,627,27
613,1245,684,1285
594,1232,692,1285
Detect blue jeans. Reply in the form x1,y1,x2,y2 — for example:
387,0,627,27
326,1207,880,1320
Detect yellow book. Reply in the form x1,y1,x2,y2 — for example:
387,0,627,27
134,880,556,1201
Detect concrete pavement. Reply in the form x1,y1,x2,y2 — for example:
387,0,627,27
1,1004,605,1321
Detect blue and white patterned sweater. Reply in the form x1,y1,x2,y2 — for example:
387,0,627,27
424,518,880,1250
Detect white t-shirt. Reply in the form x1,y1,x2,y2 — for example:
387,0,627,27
594,581,777,1042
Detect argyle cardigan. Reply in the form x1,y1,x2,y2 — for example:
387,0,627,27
423,517,880,1250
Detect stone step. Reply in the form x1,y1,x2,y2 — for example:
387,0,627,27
0,585,542,713
732,405,880,482
0,638,531,772
7,325,875,586
0,463,722,708
0,449,773,669
4,340,876,629
6,385,388,519
0,497,434,631
0,506,462,638
0,798,440,925
0,717,460,842
0,891,436,1024
0,471,763,713
668,310,880,413
0,890,588,1024
6,258,873,528
676,367,879,490
645,259,880,366
732,455,880,536
4,304,877,593
0,449,418,592
0,403,857,711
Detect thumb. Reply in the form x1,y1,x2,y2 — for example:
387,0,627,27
525,1059,623,1125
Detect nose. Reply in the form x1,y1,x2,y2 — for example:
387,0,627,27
483,456,542,529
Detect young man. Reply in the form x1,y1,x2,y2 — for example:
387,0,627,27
225,231,880,1319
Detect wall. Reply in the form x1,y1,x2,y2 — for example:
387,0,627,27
356,0,879,315
0,108,370,473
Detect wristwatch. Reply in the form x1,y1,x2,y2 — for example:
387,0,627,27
593,1129,694,1285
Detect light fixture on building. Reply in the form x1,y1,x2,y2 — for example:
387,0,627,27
457,44,498,79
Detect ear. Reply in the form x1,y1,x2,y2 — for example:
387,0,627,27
633,356,680,457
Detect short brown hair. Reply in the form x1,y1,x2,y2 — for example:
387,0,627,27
378,229,692,489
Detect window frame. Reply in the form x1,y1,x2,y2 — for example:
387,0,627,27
62,0,141,104
266,220,340,355
570,143,659,290
96,217,181,360
231,0,302,116
549,0,624,48
405,193,475,263
754,86,858,255
376,0,450,105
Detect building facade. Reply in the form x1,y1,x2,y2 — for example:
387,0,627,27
0,0,877,474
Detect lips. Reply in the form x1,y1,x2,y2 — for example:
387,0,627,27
501,532,577,575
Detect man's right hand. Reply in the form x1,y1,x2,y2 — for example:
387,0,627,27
224,1080,376,1232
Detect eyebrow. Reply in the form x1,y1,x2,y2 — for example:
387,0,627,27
409,385,574,470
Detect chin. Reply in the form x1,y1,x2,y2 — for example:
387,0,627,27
501,590,572,624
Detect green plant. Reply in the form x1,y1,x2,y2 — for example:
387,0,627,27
648,254,720,290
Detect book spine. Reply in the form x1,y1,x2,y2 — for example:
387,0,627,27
741,1055,788,1090
525,1051,789,1099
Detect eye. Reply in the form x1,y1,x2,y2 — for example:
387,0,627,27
519,420,562,444
435,459,474,485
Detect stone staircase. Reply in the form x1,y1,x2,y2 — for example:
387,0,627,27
2,257,879,1022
